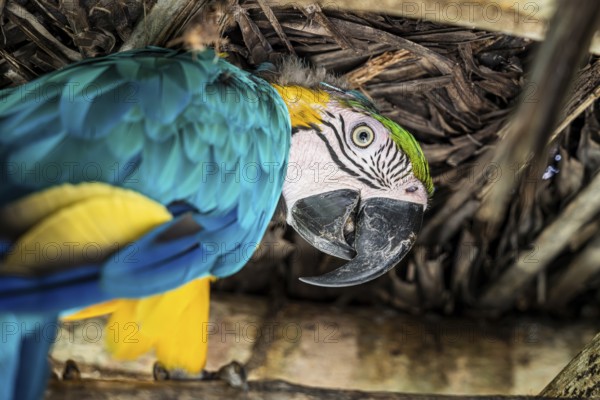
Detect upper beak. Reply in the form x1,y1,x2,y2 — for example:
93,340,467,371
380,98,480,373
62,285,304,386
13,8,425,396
289,189,359,260
290,190,424,287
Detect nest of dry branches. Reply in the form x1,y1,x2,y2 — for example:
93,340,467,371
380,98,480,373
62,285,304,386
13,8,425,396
2,0,599,317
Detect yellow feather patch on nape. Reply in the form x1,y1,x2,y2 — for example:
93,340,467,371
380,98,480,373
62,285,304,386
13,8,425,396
272,85,330,129
2,183,172,275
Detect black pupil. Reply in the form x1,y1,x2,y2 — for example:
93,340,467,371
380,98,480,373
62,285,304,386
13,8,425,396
359,131,370,142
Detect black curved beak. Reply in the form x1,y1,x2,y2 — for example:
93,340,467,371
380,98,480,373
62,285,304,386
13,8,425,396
291,191,423,287
289,189,359,260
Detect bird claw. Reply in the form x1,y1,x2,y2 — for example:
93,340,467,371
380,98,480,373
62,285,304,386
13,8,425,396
153,361,209,381
152,360,248,390
62,359,81,381
215,361,248,390
152,361,170,381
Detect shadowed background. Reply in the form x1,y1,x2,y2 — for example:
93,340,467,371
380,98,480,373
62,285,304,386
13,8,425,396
2,0,600,397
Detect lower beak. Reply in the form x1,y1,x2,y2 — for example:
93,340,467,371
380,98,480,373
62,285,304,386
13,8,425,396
292,194,423,287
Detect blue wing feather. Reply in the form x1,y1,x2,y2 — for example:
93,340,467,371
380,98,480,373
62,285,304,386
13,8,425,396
0,313,56,400
0,47,291,399
0,46,291,291
106,121,145,159
1,47,291,215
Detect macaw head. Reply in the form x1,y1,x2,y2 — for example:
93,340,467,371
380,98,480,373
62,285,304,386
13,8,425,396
273,78,433,288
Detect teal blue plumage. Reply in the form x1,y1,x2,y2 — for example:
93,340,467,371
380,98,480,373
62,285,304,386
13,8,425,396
0,47,291,399
0,48,289,222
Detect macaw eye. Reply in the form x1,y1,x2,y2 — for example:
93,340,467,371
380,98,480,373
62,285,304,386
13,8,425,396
351,125,375,148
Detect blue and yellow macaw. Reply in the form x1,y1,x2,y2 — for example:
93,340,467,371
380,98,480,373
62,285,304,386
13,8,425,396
0,47,432,399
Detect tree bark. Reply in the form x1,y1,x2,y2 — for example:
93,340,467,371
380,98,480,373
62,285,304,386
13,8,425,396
270,0,600,55
540,332,600,397
46,378,557,400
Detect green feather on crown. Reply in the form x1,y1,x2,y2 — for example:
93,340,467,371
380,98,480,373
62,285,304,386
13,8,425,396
372,114,434,197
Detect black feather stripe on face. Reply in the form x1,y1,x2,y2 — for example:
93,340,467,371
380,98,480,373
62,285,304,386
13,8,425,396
306,112,413,191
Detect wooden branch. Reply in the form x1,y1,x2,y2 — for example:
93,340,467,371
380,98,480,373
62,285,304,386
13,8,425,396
256,0,297,55
52,294,598,395
545,234,600,310
5,2,81,63
419,52,600,246
476,0,600,232
344,50,415,87
301,4,356,51
119,0,208,50
476,0,600,308
45,378,555,399
540,332,600,397
331,18,455,74
421,0,600,284
549,62,600,143
479,171,600,309
271,0,600,55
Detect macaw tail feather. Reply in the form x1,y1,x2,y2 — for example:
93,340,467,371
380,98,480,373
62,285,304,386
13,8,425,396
65,277,211,374
0,312,57,400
